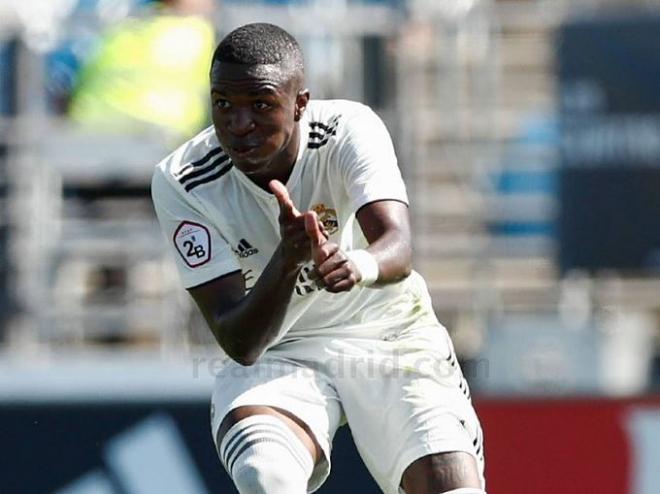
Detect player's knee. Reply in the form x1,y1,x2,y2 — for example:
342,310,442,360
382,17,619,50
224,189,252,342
439,489,487,494
232,457,293,494
218,414,314,494
400,488,486,494
401,451,483,494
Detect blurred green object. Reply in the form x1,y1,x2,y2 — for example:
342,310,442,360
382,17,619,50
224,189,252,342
68,14,215,139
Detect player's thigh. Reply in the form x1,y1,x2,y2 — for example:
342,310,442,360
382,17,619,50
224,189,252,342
331,324,485,494
217,405,323,464
401,451,482,494
210,354,343,491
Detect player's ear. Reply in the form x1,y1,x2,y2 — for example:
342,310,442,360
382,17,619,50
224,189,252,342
295,89,310,121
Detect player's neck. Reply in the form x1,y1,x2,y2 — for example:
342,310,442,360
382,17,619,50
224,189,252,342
249,164,294,191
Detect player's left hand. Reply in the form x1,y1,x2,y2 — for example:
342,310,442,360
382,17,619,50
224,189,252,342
270,180,328,265
305,211,360,293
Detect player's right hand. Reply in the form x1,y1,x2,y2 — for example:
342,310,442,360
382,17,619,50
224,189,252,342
269,179,327,265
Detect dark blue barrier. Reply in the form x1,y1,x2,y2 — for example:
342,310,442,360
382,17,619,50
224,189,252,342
0,400,380,493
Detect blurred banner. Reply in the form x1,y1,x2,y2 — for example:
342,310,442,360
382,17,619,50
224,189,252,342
558,13,660,273
481,397,660,494
3,397,660,493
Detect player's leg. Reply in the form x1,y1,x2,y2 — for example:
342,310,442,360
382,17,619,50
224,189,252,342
400,451,483,494
328,322,485,494
217,406,319,494
217,404,323,464
210,353,342,493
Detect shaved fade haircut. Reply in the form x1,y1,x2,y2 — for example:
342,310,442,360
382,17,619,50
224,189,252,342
212,23,304,79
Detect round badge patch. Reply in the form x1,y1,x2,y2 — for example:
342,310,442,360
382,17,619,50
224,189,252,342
173,221,211,267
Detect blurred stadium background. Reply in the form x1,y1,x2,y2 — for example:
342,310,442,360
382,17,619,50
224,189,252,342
2,0,660,492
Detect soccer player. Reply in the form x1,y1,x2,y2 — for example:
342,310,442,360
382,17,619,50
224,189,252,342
152,22,485,494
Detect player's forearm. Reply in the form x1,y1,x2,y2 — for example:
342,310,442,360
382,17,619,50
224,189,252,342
353,201,412,286
211,245,302,365
366,228,412,285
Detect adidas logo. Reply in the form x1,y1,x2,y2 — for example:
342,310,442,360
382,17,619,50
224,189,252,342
55,414,209,494
234,239,259,258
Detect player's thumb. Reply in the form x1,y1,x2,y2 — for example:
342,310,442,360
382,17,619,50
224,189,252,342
305,211,324,245
305,211,325,260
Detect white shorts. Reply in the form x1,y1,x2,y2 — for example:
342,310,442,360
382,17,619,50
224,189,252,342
210,321,485,494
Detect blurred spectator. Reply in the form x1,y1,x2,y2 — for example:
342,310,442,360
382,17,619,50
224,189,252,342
66,0,216,140
0,38,16,339
0,40,16,116
487,113,558,238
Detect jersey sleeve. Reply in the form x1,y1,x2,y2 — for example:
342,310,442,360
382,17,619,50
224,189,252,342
151,170,241,289
337,105,409,212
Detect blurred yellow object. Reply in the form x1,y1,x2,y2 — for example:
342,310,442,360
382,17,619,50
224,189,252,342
68,15,215,139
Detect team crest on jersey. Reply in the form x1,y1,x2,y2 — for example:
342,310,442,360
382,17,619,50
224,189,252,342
311,204,338,235
173,221,211,267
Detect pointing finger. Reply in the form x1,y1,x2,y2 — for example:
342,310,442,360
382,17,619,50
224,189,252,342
269,179,300,218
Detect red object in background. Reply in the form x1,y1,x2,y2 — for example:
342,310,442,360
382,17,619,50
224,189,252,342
475,397,660,494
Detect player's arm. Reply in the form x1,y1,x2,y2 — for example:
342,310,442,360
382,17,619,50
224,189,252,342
188,247,302,366
356,199,412,282
152,171,297,365
188,180,321,366
309,105,413,292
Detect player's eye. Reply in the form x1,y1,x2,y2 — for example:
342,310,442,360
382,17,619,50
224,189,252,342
214,99,231,110
254,101,271,111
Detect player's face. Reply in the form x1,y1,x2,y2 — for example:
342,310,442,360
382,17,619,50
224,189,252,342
210,62,308,185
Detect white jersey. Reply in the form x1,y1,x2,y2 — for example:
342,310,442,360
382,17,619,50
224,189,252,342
152,99,437,345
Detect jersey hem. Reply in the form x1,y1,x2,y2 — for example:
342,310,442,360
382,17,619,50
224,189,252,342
355,197,410,216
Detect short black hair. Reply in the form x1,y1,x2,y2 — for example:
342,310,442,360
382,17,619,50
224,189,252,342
212,23,304,76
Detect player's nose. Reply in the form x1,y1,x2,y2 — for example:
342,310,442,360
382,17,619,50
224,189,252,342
227,108,256,136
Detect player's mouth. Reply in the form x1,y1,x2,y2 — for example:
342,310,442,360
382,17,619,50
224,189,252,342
230,144,260,158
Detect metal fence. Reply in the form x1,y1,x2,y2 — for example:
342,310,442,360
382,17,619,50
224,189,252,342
1,1,659,389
